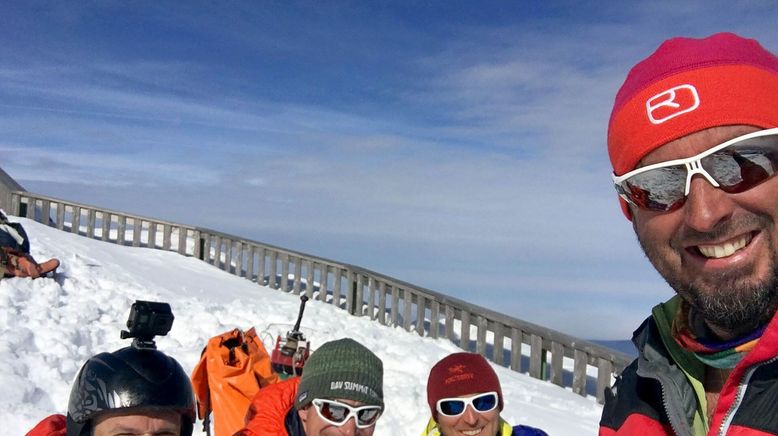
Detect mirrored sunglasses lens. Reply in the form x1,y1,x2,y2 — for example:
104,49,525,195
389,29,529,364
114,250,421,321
356,408,381,426
319,402,349,423
439,400,466,416
622,166,687,211
705,143,778,193
472,393,497,411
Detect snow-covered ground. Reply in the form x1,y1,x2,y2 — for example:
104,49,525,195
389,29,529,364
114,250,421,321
1,218,603,435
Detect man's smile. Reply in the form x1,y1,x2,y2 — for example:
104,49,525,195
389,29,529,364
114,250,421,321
695,232,754,259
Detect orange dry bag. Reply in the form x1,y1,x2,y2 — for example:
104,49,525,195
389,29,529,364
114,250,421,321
191,327,279,436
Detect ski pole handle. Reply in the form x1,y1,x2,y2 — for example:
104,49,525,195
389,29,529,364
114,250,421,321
293,296,308,332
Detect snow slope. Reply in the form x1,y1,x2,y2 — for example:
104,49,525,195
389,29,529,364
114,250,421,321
1,218,603,435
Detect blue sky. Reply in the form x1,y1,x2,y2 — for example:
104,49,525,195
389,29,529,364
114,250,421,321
2,1,777,339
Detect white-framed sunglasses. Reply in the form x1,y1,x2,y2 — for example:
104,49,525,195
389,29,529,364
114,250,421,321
311,398,382,428
435,391,499,417
612,127,778,212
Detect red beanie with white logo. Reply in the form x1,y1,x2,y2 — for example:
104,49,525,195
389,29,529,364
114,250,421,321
607,32,778,217
426,352,503,420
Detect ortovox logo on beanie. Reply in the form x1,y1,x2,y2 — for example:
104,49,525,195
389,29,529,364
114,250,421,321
646,84,700,125
295,338,384,410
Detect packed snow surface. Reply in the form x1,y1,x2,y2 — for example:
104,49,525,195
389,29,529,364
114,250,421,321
1,218,603,435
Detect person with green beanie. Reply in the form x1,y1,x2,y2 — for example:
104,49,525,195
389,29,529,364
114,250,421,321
235,337,384,436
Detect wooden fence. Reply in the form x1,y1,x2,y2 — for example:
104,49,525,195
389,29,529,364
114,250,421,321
2,181,633,404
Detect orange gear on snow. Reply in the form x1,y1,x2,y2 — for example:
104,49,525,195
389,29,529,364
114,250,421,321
2,248,59,279
191,327,279,436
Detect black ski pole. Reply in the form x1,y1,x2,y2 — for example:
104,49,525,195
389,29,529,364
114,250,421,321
292,296,309,333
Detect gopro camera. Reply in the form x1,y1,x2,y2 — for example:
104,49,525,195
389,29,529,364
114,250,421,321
120,300,174,349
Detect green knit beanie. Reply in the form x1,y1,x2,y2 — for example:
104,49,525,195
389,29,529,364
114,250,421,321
295,338,384,410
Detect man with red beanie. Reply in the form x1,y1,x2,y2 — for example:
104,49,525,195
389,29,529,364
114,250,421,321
601,32,778,435
423,352,547,436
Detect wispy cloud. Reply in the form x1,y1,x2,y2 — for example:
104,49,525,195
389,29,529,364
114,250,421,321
3,1,778,338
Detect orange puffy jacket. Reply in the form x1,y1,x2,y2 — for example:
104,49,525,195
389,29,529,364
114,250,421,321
234,377,302,436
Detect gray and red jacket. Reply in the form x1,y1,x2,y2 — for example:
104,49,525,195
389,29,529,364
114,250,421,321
600,296,778,436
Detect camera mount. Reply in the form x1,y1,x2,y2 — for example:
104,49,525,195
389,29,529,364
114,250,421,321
120,300,175,349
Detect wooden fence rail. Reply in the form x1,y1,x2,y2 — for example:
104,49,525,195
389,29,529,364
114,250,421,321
4,187,632,404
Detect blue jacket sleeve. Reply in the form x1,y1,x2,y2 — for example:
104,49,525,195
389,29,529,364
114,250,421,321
512,424,549,436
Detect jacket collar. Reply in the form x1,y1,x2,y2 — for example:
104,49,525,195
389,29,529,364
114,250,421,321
423,416,513,436
631,295,706,434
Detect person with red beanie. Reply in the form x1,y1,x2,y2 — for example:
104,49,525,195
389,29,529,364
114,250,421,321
601,32,778,435
423,352,547,436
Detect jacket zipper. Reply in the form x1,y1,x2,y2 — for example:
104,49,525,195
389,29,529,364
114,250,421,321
717,355,778,435
642,347,693,434
660,381,683,435
651,361,694,435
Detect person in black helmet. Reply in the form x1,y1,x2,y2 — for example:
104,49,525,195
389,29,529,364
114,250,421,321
68,346,195,436
26,302,195,436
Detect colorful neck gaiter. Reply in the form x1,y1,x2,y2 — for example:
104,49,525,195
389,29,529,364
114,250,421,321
671,301,765,369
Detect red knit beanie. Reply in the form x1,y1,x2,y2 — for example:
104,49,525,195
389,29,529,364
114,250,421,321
607,32,778,218
426,352,503,420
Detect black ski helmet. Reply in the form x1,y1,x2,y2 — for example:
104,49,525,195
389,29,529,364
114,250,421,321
65,345,195,436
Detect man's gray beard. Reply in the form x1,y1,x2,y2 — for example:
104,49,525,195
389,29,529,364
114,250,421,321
677,274,778,335
635,230,778,336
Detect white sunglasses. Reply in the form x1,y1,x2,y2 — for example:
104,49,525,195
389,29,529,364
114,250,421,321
435,391,499,417
613,127,778,212
311,399,382,428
